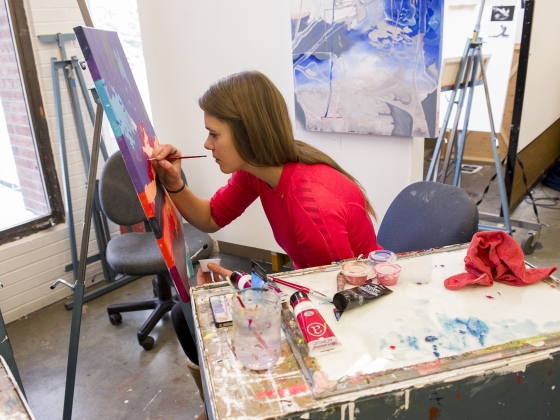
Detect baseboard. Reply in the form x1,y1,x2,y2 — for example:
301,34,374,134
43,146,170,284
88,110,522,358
217,241,274,263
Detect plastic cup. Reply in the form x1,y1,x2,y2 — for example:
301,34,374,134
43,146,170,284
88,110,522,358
231,288,282,370
199,258,221,272
341,261,372,285
406,261,434,284
373,262,402,286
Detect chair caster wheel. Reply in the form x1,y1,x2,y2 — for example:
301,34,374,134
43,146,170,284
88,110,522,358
521,230,539,255
109,313,122,325
140,336,155,350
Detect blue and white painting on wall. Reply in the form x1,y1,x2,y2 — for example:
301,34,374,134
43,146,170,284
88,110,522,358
291,0,444,137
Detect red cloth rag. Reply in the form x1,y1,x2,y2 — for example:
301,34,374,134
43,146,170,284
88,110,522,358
444,231,557,290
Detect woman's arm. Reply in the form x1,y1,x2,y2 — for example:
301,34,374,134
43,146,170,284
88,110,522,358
151,143,221,233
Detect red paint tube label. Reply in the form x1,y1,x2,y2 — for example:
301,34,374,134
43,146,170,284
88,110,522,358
290,292,342,357
230,271,252,289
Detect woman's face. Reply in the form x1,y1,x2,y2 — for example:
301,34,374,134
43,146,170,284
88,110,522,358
203,112,246,174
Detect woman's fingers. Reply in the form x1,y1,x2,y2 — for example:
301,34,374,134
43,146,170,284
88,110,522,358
206,262,232,280
195,264,231,286
150,144,183,189
196,268,213,285
151,143,180,160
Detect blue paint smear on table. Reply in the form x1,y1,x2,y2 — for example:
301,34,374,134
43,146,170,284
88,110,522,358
407,336,419,350
379,338,387,350
439,315,489,346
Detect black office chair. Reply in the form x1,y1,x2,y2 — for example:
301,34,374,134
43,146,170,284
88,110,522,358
99,152,213,350
376,181,479,253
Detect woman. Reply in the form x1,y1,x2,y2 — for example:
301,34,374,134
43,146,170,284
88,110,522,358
151,70,381,416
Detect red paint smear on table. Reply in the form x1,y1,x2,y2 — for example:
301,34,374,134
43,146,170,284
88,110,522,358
456,393,460,399
429,406,440,420
549,369,553,376
390,345,396,350
517,375,522,384
256,383,309,399
417,359,444,375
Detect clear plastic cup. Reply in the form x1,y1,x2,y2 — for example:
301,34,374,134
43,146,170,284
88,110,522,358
406,261,434,284
231,288,281,370
199,258,221,272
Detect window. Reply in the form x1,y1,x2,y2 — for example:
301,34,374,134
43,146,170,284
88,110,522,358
0,0,64,245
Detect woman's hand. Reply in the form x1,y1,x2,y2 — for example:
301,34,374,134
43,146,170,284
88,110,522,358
196,262,233,285
151,144,184,191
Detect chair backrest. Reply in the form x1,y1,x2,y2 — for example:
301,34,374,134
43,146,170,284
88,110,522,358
376,181,479,253
99,152,146,226
99,152,187,226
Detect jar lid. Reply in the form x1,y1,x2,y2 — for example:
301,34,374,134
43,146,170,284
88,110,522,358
368,250,396,263
374,262,402,275
341,261,370,275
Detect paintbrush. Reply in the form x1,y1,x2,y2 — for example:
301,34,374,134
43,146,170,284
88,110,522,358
525,261,560,285
147,155,207,161
268,275,333,303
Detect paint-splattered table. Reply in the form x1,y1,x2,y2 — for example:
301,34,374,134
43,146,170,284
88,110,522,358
192,245,560,419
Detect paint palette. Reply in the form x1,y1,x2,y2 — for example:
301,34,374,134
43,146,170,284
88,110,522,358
209,293,233,328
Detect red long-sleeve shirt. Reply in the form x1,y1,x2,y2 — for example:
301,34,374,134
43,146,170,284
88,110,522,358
209,162,382,269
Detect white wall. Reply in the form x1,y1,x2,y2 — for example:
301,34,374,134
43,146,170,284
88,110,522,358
137,0,423,254
0,0,117,324
517,0,560,151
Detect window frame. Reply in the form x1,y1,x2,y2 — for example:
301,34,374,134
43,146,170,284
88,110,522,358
1,0,64,246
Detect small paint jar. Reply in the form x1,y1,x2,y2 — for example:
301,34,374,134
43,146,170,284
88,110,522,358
368,250,397,267
341,261,371,286
373,263,402,286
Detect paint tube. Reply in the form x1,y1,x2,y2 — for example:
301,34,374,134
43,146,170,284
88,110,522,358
229,271,252,290
290,291,342,357
332,283,393,312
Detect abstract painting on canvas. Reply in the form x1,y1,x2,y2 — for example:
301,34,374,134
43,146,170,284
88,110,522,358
292,0,444,137
74,26,192,303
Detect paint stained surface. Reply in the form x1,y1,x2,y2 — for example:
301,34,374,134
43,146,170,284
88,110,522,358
291,0,444,137
74,27,192,303
271,245,560,398
192,249,560,418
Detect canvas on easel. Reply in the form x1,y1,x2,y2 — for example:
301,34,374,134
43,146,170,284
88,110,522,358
73,26,193,303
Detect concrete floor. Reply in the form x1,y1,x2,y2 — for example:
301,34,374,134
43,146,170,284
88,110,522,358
5,156,560,419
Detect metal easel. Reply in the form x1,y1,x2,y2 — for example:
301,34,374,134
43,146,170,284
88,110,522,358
39,33,112,285
425,0,542,249
51,86,104,420
40,33,144,308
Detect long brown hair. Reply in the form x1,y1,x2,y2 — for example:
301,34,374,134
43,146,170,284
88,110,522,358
198,70,376,219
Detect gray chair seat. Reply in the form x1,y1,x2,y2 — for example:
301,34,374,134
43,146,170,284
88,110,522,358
106,232,167,275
